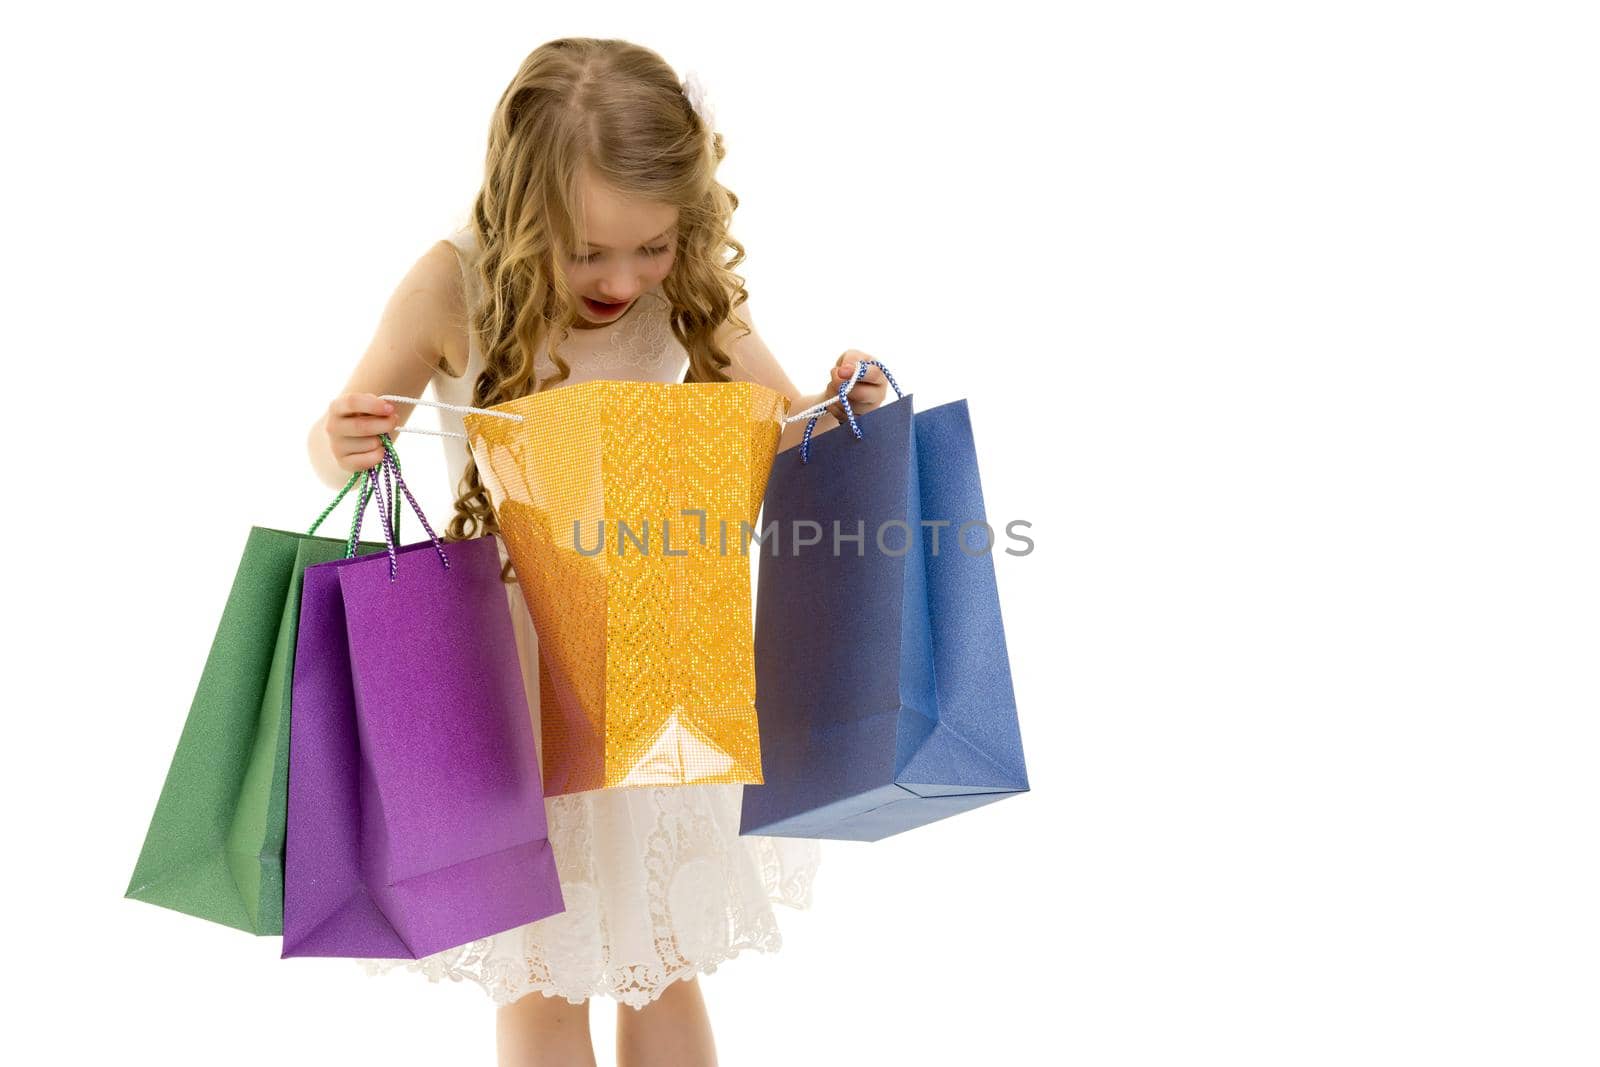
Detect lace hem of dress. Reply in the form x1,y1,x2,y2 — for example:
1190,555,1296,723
357,915,787,1011
355,836,818,1011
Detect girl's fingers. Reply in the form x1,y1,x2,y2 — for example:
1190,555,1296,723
340,414,399,435
337,436,388,459
348,449,386,471
835,362,883,384
324,394,399,472
334,393,397,417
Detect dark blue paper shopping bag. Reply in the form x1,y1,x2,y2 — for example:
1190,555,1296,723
739,365,1029,841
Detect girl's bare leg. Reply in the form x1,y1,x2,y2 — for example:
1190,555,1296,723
496,991,597,1067
615,975,717,1067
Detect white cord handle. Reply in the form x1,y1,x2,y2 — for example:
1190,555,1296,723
379,395,518,441
381,382,864,441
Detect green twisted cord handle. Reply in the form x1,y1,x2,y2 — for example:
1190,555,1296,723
305,434,405,557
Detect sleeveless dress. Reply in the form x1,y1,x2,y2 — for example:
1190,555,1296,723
355,225,822,1011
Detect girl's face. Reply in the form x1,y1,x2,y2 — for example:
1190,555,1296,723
562,172,679,329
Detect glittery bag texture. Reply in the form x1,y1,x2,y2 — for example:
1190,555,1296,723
463,381,791,795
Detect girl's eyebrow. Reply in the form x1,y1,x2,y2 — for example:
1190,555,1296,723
578,226,675,251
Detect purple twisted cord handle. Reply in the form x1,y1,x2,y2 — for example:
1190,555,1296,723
347,471,377,558
376,448,451,580
368,451,401,580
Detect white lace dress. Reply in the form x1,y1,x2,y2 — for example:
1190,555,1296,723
355,225,821,1010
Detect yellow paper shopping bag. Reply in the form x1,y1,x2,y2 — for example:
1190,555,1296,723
457,380,791,795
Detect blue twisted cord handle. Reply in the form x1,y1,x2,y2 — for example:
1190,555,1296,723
800,358,904,464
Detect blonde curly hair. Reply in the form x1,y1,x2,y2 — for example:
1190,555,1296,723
443,37,753,583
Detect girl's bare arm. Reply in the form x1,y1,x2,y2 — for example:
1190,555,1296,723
306,240,467,489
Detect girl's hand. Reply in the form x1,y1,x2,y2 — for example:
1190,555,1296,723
822,350,888,424
324,392,400,473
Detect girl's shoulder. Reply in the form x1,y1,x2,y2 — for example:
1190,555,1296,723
427,234,473,379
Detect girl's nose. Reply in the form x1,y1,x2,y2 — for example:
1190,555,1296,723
598,274,639,303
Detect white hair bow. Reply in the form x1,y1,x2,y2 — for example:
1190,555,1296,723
681,68,717,132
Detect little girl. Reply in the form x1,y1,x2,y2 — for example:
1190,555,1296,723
305,38,890,1066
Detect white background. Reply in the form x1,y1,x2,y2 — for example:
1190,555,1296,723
4,1,1597,1063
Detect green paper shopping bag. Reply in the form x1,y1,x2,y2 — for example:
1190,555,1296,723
124,450,404,934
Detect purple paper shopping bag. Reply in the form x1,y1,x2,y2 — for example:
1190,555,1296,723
740,362,1030,842
282,445,563,959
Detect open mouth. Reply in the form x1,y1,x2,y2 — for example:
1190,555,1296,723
583,296,630,316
